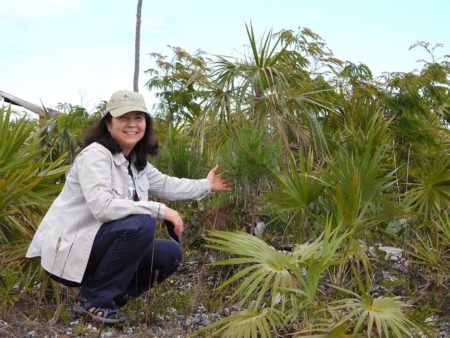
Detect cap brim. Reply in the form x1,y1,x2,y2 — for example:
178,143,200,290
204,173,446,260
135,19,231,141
110,106,148,117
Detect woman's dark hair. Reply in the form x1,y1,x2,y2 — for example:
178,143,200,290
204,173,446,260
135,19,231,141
84,112,158,171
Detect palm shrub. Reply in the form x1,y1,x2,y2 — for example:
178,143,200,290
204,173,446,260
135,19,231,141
200,99,423,337
318,257,421,337
325,143,399,235
200,224,423,337
326,288,420,337
323,102,404,237
405,152,450,222
261,149,326,241
142,25,448,335
0,107,66,308
197,219,346,337
207,24,339,156
216,119,282,229
263,93,405,243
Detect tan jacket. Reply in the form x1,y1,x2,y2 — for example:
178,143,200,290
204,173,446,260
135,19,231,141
26,142,211,282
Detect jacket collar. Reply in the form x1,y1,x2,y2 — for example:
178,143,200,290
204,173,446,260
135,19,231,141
112,152,137,167
112,152,128,166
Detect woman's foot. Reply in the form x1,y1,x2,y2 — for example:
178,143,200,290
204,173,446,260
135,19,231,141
73,296,128,324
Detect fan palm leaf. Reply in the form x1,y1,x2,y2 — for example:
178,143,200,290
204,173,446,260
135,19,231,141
324,107,402,232
196,307,284,338
206,220,345,309
207,230,299,308
406,154,450,221
328,287,420,337
262,149,326,224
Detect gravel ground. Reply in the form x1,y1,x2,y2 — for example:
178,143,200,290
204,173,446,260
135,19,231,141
0,259,240,338
1,256,448,337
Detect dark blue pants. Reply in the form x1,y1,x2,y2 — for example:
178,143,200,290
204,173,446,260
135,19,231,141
79,214,182,308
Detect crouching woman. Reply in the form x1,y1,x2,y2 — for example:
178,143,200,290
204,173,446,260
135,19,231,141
26,90,231,323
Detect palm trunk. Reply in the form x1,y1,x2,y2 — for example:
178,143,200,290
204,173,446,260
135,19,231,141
133,0,143,92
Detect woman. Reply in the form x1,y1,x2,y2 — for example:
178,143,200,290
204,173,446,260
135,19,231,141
26,89,231,323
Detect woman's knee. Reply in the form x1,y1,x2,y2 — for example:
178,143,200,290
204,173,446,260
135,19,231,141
125,214,155,232
107,214,156,242
155,240,183,278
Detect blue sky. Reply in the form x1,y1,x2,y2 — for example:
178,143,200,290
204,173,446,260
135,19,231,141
1,0,449,113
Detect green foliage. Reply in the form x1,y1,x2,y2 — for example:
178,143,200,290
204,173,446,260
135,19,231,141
436,213,450,244
216,119,281,227
323,104,403,235
0,107,68,320
406,231,449,291
153,126,206,179
0,262,38,315
203,220,347,337
0,108,67,245
218,121,279,186
197,307,284,338
1,23,448,337
41,103,98,163
380,43,450,173
262,149,326,239
145,46,210,128
406,154,450,221
328,290,419,337
142,26,449,336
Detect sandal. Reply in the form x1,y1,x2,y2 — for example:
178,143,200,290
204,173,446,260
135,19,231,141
73,296,128,324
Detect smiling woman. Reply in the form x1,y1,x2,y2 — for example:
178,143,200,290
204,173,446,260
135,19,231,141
25,89,232,324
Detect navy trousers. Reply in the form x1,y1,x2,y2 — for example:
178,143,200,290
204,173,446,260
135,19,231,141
78,214,182,308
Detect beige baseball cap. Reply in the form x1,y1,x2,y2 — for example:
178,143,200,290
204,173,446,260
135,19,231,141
106,90,149,117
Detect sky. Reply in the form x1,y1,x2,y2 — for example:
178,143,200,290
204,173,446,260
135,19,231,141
1,0,449,114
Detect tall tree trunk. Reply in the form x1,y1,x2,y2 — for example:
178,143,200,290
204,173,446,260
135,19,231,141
133,0,143,92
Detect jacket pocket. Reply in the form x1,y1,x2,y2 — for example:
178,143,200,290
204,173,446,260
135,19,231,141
137,179,149,201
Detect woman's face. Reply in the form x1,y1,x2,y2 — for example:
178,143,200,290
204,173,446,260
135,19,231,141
107,111,146,156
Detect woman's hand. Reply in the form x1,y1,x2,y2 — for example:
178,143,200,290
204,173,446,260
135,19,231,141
164,207,184,236
207,164,232,192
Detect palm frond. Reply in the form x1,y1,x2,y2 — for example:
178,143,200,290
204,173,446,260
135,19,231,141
324,107,402,232
262,149,326,219
206,220,345,311
207,230,298,308
406,154,450,221
328,290,420,337
196,307,284,338
0,107,66,251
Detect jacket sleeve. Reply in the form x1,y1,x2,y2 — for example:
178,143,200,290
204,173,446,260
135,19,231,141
145,163,211,201
77,146,167,223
